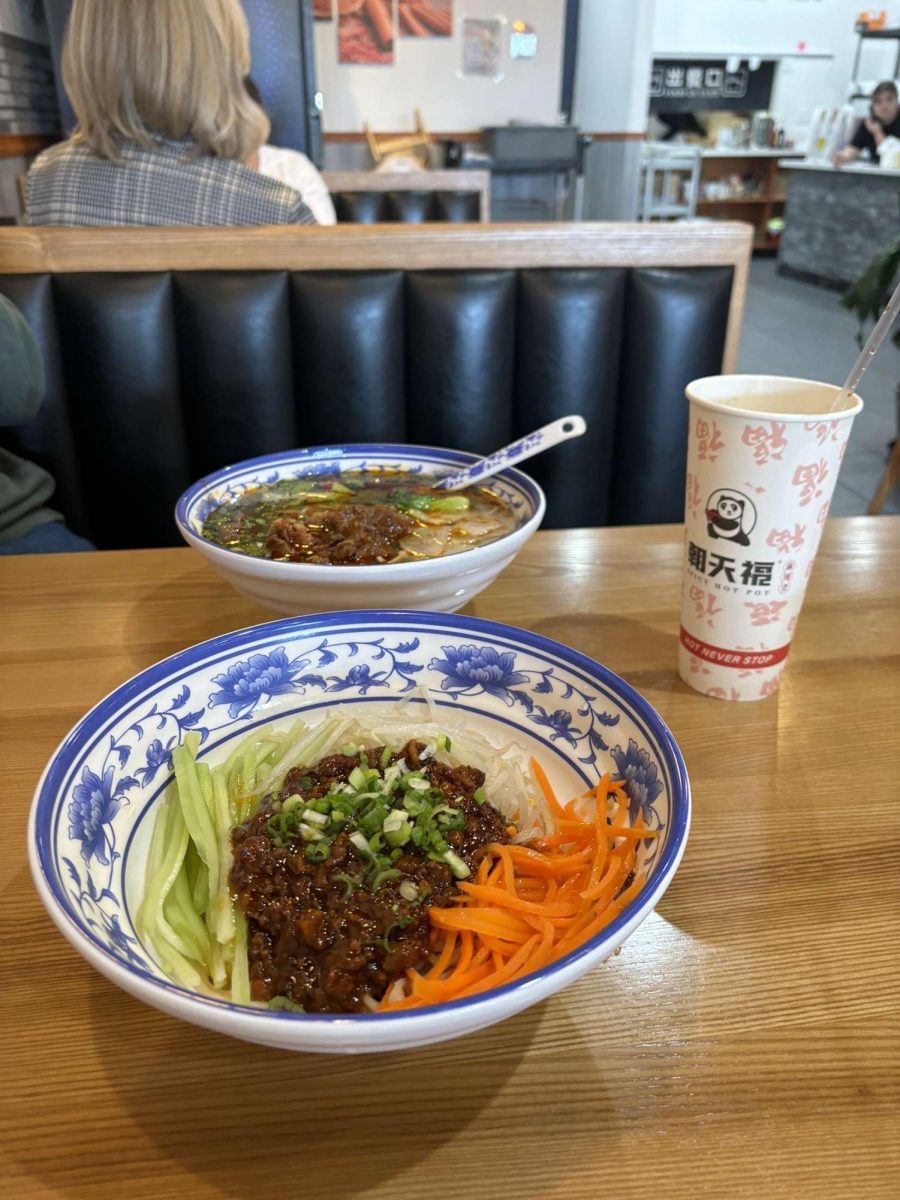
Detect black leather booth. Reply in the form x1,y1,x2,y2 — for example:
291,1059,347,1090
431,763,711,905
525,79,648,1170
332,190,482,224
0,224,749,550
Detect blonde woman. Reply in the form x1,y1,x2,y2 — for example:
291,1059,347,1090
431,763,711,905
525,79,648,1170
26,0,316,226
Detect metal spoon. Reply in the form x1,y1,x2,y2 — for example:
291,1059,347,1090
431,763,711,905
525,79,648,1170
435,415,588,492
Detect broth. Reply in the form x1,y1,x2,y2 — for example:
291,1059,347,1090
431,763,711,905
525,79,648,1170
201,470,518,565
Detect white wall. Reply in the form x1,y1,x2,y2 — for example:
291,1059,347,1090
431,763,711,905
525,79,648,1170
574,0,655,132
574,1,655,220
652,0,899,144
315,1,566,132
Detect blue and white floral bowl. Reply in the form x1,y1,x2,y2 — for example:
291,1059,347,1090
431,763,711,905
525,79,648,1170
175,444,546,615
29,612,690,1055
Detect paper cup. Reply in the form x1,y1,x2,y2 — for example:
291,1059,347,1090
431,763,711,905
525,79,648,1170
679,375,862,701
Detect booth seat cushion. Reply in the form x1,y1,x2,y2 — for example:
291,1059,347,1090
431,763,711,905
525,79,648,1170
0,265,732,549
333,191,482,223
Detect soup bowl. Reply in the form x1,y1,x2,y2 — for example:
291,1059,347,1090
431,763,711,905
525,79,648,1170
175,445,546,615
29,611,690,1055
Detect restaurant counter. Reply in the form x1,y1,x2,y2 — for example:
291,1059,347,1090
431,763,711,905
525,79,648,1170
777,160,900,288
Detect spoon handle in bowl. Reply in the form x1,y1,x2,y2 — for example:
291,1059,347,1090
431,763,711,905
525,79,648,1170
436,415,588,492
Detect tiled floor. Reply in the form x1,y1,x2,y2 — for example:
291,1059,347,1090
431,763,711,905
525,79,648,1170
738,258,899,516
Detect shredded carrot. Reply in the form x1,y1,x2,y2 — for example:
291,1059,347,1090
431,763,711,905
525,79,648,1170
530,757,569,821
380,763,661,1012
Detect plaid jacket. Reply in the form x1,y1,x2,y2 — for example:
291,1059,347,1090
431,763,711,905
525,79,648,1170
26,136,316,227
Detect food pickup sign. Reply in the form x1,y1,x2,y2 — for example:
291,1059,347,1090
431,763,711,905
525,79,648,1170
649,58,775,113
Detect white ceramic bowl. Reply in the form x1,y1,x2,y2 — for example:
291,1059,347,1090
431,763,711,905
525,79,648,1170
174,445,546,615
29,611,690,1055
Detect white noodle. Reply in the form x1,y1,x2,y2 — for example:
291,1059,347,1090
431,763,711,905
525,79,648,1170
233,688,553,839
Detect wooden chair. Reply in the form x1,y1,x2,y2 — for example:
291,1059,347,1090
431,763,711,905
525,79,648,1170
364,109,431,167
868,439,900,513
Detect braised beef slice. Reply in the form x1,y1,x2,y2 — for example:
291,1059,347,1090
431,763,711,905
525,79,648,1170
265,503,416,565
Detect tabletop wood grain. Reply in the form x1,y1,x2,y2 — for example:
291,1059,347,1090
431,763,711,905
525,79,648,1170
1,519,898,1200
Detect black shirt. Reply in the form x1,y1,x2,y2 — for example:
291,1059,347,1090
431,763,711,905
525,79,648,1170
851,112,900,159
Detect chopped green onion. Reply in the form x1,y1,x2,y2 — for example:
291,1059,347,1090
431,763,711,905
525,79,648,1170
399,880,419,902
333,871,360,898
301,808,328,827
349,831,373,858
473,787,487,805
443,850,471,879
437,734,452,752
348,766,368,790
372,868,402,890
379,745,392,769
384,823,411,849
304,841,330,862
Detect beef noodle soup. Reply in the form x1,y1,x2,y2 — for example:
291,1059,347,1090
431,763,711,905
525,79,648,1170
201,471,518,565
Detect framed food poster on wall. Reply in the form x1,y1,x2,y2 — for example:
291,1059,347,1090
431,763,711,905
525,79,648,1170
461,16,504,81
338,0,395,64
398,1,452,37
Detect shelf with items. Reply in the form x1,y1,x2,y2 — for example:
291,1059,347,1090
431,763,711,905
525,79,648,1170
850,23,900,95
697,152,792,252
852,26,900,39
697,194,786,207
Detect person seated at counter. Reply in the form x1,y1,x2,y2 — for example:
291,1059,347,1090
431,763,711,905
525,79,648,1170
833,80,900,166
26,0,316,227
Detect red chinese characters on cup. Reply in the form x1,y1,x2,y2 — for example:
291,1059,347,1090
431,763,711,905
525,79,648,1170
685,471,702,519
689,585,722,628
696,417,725,462
741,421,787,465
803,419,841,445
743,600,787,626
766,523,806,554
792,458,829,506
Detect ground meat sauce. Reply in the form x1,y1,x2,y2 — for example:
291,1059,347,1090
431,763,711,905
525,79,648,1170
229,742,510,1013
265,504,416,565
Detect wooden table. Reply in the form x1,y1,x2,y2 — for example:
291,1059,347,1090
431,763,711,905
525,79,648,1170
2,519,898,1199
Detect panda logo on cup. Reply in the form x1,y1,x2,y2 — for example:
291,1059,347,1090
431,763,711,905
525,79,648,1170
705,488,757,548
